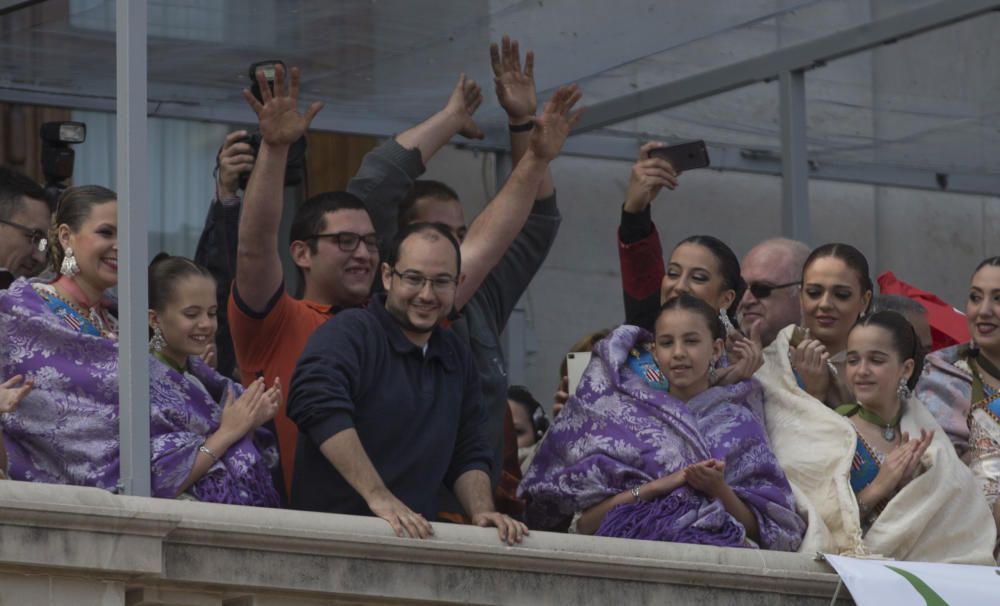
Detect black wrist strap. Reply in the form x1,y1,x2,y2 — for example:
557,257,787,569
508,121,534,132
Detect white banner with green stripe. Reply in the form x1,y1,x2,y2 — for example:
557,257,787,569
824,554,1000,605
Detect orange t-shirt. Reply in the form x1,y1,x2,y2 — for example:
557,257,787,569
228,284,334,497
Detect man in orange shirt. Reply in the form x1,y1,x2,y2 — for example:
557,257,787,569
230,64,576,498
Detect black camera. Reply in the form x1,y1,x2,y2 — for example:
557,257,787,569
40,121,86,210
237,60,307,191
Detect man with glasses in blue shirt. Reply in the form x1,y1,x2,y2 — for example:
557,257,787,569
736,238,811,348
288,222,527,545
0,167,50,289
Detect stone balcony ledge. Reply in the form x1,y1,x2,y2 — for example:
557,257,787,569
0,481,848,605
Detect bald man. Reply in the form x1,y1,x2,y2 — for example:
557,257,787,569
736,238,811,348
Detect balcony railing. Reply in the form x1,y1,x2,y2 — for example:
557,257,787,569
0,480,851,605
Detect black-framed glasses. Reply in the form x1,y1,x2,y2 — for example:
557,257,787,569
391,268,458,293
0,218,48,253
748,281,800,300
306,231,379,253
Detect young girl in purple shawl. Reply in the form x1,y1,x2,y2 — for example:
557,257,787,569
520,294,805,550
147,254,281,505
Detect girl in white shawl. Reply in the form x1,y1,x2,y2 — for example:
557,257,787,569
758,243,995,562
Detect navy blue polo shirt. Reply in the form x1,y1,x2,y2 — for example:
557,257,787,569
287,294,492,518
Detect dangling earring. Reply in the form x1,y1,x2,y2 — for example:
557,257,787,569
718,309,735,335
897,378,912,401
60,247,80,277
150,325,166,353
708,358,718,385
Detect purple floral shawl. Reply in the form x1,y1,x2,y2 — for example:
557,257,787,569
519,325,805,550
0,279,279,506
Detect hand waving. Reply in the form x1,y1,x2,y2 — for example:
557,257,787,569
444,74,484,140
528,85,584,162
490,35,537,123
242,65,323,147
0,375,32,413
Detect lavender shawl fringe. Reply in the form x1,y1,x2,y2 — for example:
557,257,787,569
519,325,805,550
0,279,279,507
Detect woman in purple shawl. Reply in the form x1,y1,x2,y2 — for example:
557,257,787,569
520,294,805,550
0,186,279,506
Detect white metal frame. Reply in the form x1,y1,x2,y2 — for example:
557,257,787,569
115,0,150,496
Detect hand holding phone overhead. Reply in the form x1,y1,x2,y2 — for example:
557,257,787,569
648,140,711,174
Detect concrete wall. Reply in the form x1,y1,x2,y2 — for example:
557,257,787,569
0,481,850,605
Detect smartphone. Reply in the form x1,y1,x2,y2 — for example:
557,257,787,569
789,325,810,348
566,352,592,397
248,59,286,104
649,140,711,173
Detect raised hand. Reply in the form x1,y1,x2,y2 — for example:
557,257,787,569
528,85,584,162
490,35,536,123
0,375,32,413
216,130,255,199
472,511,529,546
242,65,323,147
684,459,728,498
368,486,434,539
443,74,484,140
623,142,679,213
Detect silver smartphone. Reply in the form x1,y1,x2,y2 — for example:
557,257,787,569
566,352,592,396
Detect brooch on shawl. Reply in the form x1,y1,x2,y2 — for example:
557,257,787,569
954,359,973,377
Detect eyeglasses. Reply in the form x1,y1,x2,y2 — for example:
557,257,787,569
306,232,379,253
0,218,48,253
748,281,800,300
391,268,458,293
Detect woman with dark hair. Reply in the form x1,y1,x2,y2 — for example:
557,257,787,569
147,254,281,505
0,185,123,488
615,142,760,391
834,311,994,562
916,256,1000,544
521,294,804,550
618,142,745,333
754,242,876,554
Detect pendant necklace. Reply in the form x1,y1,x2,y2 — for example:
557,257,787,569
974,352,1000,386
856,403,904,441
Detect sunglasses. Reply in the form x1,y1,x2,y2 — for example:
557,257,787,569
747,281,800,299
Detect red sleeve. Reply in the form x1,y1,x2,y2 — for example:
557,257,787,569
619,223,665,301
